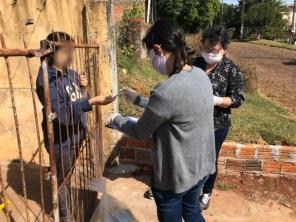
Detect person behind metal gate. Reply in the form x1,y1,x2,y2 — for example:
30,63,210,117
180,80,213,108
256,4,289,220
193,26,245,210
35,32,116,222
106,19,216,222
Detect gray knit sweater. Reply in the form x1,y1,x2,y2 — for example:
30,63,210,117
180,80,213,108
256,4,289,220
115,67,216,193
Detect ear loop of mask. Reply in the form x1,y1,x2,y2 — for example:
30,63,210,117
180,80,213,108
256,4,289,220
149,49,168,75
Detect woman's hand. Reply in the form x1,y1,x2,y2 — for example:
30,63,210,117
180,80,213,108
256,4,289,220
79,73,88,88
122,88,138,103
89,95,116,106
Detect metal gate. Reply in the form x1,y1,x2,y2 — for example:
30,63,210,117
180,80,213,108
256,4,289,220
0,33,104,222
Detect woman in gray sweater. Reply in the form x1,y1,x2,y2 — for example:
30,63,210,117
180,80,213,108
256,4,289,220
107,19,215,222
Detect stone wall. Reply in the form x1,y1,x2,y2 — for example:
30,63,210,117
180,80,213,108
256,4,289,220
116,136,296,176
0,0,119,163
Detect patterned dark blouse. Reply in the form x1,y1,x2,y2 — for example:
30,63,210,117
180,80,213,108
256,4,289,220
193,56,245,131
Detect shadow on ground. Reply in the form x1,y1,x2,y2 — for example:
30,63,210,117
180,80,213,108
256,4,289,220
103,137,152,198
5,159,98,221
282,59,296,65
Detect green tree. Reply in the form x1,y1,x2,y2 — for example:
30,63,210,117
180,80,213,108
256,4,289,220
157,0,183,20
243,0,287,39
178,0,200,32
157,0,220,32
198,0,220,27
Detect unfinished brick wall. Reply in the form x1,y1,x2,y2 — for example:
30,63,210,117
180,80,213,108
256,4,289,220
112,0,145,23
116,136,296,176
127,18,148,58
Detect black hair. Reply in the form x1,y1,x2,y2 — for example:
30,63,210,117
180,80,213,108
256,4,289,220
45,32,74,66
46,31,73,43
142,19,192,75
202,26,230,50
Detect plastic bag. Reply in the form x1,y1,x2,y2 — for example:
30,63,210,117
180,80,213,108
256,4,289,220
87,177,138,222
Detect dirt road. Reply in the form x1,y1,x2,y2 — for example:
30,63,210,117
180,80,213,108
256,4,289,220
228,42,296,112
107,174,295,222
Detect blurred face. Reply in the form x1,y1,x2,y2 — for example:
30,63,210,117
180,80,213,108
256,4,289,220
53,45,74,69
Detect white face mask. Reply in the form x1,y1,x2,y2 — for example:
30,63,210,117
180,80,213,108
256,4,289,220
149,50,168,75
201,52,223,65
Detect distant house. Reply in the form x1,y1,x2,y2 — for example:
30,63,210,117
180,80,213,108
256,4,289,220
284,4,296,30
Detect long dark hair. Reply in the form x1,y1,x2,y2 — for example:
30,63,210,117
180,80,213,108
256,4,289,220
142,19,192,75
45,32,74,66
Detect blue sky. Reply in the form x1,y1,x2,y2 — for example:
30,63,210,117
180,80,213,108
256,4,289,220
224,0,294,5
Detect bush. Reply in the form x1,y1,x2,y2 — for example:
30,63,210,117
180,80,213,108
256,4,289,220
117,1,144,48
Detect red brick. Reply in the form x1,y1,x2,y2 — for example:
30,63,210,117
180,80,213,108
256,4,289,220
217,158,225,169
239,146,256,159
120,147,135,160
220,143,236,158
145,139,153,149
280,146,296,152
221,143,236,151
279,146,296,162
117,137,127,147
280,152,296,162
135,149,152,162
263,160,281,173
281,162,296,174
220,149,236,158
127,138,146,148
257,146,274,160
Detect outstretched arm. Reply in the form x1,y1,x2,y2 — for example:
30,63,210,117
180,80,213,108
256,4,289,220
107,89,172,140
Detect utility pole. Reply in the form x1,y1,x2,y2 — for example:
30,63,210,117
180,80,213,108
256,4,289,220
146,0,151,23
240,0,245,40
290,0,296,44
221,0,224,25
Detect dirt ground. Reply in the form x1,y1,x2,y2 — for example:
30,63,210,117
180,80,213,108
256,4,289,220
227,42,296,112
1,161,295,221
106,172,296,222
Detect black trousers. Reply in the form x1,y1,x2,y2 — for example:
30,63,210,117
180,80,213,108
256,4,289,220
202,126,229,194
54,146,78,220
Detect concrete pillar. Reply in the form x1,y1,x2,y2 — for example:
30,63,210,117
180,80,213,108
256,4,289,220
84,0,119,167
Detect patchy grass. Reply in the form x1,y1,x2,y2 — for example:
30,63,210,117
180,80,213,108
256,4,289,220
117,52,296,146
229,92,296,146
216,182,237,191
117,52,165,117
249,39,296,51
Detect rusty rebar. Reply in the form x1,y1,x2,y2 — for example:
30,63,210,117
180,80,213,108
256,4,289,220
0,32,101,221
41,59,60,222
0,33,31,222
53,32,71,220
0,42,99,57
23,37,45,222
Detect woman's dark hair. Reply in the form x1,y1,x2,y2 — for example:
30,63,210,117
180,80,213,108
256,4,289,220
202,26,230,50
142,19,192,75
45,32,74,66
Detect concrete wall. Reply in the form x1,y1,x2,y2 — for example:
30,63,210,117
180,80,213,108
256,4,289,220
0,0,118,163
